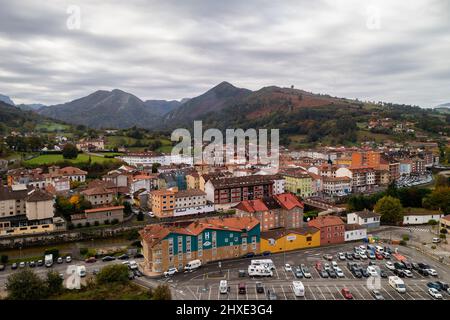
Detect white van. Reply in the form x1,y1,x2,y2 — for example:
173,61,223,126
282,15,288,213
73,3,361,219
77,265,86,277
184,259,202,271
292,281,305,297
250,259,275,270
248,265,273,277
375,246,384,253
219,280,228,294
389,276,406,293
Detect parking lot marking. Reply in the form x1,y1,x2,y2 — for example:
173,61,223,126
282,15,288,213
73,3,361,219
274,267,280,279
316,285,326,300
280,284,288,300
380,286,395,300
325,285,336,300
351,284,365,300
309,285,317,300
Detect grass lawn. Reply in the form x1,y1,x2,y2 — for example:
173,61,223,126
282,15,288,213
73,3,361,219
403,207,442,215
24,153,119,165
53,282,152,300
105,135,172,153
35,121,71,132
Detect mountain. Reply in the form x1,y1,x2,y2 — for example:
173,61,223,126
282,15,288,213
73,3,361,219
0,101,49,129
436,102,450,108
38,89,163,129
163,81,252,127
144,100,182,116
0,94,14,106
17,103,46,111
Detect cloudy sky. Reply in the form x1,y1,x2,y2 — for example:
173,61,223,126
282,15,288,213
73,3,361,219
0,0,449,107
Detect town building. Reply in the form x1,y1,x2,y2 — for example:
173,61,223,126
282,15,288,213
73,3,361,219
282,171,313,198
440,215,450,230
139,216,260,274
402,210,443,225
0,185,59,237
348,167,376,192
81,186,115,206
347,210,381,229
149,188,214,218
344,224,367,241
118,152,193,167
322,176,352,196
204,175,275,210
307,215,345,246
75,138,105,151
71,205,124,226
260,226,320,253
234,193,304,231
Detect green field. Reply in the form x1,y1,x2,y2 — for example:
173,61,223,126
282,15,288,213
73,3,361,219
24,153,120,165
35,121,71,132
105,135,172,153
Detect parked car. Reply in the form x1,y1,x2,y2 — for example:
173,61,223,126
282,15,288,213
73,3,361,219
320,270,329,278
338,252,346,261
57,257,63,264
367,251,376,260
37,260,44,267
11,263,18,270
372,289,385,300
85,257,96,263
435,281,449,291
117,254,129,260
429,288,443,299
346,252,354,260
367,266,378,277
323,254,333,261
238,270,246,277
394,269,405,278
427,282,442,290
403,270,413,278
266,289,277,300
418,268,429,276
19,262,25,268
315,261,322,271
402,261,413,270
65,256,72,263
244,252,255,258
102,256,116,262
256,282,264,294
382,252,391,259
327,269,337,278
335,267,345,278
28,261,36,268
375,252,384,260
432,237,441,244
262,251,271,256
0,264,5,271
128,272,135,280
294,267,303,278
300,264,311,278
379,270,388,278
164,267,178,277
353,269,362,278
360,268,369,278
284,264,292,272
353,252,361,260
59,273,65,279
133,270,143,277
341,288,353,299
92,268,100,275
238,283,246,294
427,268,438,277
134,253,144,259
359,252,368,260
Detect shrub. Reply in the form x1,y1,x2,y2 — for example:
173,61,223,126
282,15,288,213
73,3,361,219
94,221,99,226
402,234,410,241
428,219,438,225
431,245,437,249
111,219,119,225
80,248,88,256
44,248,59,259
77,223,82,228
85,222,90,228
104,219,110,225
151,284,172,300
440,233,446,239
441,228,448,234
67,223,74,230
6,270,48,300
1,255,8,264
96,264,129,285
137,212,144,221
399,240,407,246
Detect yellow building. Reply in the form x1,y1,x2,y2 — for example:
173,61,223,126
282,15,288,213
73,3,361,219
283,172,313,198
186,172,200,190
260,226,320,253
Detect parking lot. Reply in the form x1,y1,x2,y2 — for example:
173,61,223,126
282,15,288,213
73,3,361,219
167,242,450,300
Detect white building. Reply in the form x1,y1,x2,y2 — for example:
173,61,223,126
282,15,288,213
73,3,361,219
344,224,367,241
347,210,381,228
402,212,443,225
173,189,214,217
118,152,193,167
130,175,157,194
322,176,351,196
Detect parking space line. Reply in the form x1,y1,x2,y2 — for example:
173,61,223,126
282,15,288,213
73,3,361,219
280,285,288,300
351,284,365,300
309,285,317,300
274,268,280,279
325,285,336,300
380,286,395,300
316,285,326,300
360,283,375,300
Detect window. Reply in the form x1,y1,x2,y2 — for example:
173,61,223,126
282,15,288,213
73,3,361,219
168,238,174,256
242,238,247,250
306,236,312,242
252,236,257,250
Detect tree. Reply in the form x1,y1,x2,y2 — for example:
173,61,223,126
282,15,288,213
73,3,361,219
1,255,8,264
137,211,144,221
374,195,403,224
96,264,129,285
6,270,48,300
385,181,399,198
62,143,78,159
151,163,161,173
423,187,450,214
46,271,63,296
151,284,172,300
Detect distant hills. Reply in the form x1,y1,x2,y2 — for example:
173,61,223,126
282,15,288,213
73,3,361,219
0,94,14,106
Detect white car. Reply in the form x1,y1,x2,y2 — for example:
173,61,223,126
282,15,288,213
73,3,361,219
428,288,443,299
284,264,292,272
367,266,379,277
65,256,72,263
403,270,413,278
432,238,441,244
338,253,346,261
385,261,395,270
331,261,338,268
164,267,178,277
335,267,345,278
427,268,438,276
359,252,368,259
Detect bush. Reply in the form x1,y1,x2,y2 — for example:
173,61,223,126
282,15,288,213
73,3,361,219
399,240,407,246
1,255,8,264
441,228,448,234
67,223,74,230
428,219,438,225
85,222,91,228
80,248,88,256
402,235,410,241
111,219,119,225
96,264,129,285
62,143,78,159
104,219,110,225
94,221,99,226
131,240,142,248
431,245,437,249
46,271,63,296
137,212,144,221
77,223,82,228
44,248,59,259
151,284,172,300
6,270,48,300
440,234,446,239
125,229,140,241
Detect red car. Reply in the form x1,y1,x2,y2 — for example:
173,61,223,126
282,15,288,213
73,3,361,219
85,257,97,263
315,261,322,271
375,252,384,260
341,288,353,299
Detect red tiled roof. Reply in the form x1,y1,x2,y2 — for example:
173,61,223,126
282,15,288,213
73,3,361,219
234,199,268,213
82,186,115,196
274,193,304,210
442,214,450,222
307,215,344,228
59,166,87,175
